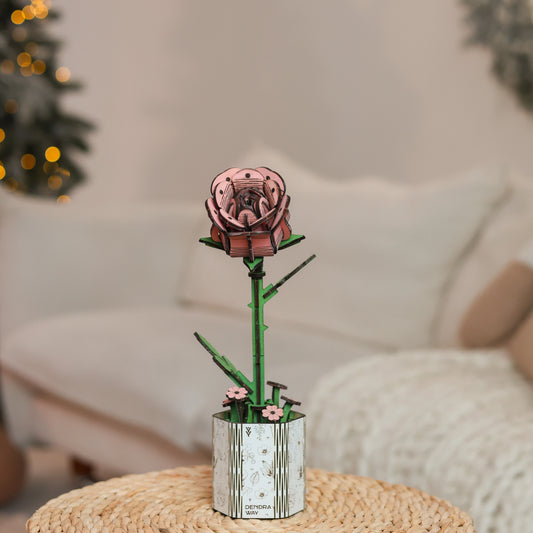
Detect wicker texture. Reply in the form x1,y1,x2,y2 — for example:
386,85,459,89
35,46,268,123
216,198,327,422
27,465,475,532
307,349,533,533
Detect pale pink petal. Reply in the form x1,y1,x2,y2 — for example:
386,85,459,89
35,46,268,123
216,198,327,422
235,392,246,400
210,168,240,196
227,386,241,399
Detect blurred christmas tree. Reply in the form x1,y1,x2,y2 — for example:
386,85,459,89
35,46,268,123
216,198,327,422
0,0,92,199
463,0,533,112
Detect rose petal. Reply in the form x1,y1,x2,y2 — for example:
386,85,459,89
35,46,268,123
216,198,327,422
232,169,265,192
206,197,228,237
219,208,246,230
214,180,234,211
210,168,239,196
248,207,276,230
270,194,290,231
280,216,291,240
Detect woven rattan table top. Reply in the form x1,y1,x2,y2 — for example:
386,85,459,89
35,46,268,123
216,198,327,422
26,464,475,532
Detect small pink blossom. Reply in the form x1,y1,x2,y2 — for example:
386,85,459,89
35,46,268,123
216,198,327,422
262,405,284,421
226,386,248,400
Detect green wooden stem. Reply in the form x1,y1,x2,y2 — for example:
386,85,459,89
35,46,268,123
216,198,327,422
196,250,314,424
272,387,280,406
246,258,267,421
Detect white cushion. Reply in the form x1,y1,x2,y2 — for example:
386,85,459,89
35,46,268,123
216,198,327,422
1,307,376,451
0,190,203,338
180,147,506,349
436,171,533,346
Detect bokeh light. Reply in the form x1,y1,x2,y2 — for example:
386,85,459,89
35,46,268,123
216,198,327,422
21,154,36,170
22,6,35,20
34,4,48,18
25,42,39,55
5,99,18,114
17,52,32,67
11,10,25,24
55,67,71,83
0,165,5,180
57,195,71,204
1,60,15,74
0,129,5,143
48,175,63,190
45,146,61,162
32,60,46,75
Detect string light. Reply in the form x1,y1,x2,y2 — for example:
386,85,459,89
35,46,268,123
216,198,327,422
31,0,51,8
45,146,61,162
5,0,83,199
48,175,62,190
11,10,25,24
32,60,46,74
33,4,48,18
4,99,18,114
22,5,35,20
20,154,36,170
25,42,38,55
55,67,70,83
1,60,15,74
17,52,32,67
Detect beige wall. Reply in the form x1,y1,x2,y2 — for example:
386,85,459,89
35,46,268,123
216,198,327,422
54,0,533,204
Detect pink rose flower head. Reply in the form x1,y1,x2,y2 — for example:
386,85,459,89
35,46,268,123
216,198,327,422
226,386,248,401
206,167,292,259
262,405,284,421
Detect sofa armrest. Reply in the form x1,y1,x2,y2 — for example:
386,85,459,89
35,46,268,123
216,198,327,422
0,191,202,338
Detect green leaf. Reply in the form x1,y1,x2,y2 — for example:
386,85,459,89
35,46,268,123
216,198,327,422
199,237,225,250
278,234,305,250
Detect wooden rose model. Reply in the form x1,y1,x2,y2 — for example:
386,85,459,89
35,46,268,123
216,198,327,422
205,167,293,258
194,167,315,519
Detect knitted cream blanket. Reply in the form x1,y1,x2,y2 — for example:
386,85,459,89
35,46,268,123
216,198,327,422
307,349,533,533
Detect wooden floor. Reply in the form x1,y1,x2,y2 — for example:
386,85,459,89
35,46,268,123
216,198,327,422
0,448,85,533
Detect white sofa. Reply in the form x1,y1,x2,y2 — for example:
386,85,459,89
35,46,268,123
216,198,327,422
1,158,533,531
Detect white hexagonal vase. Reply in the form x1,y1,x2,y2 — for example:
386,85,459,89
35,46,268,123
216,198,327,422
212,412,306,519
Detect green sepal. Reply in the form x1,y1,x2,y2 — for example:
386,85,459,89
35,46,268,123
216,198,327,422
243,257,263,271
199,237,225,250
278,234,305,250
